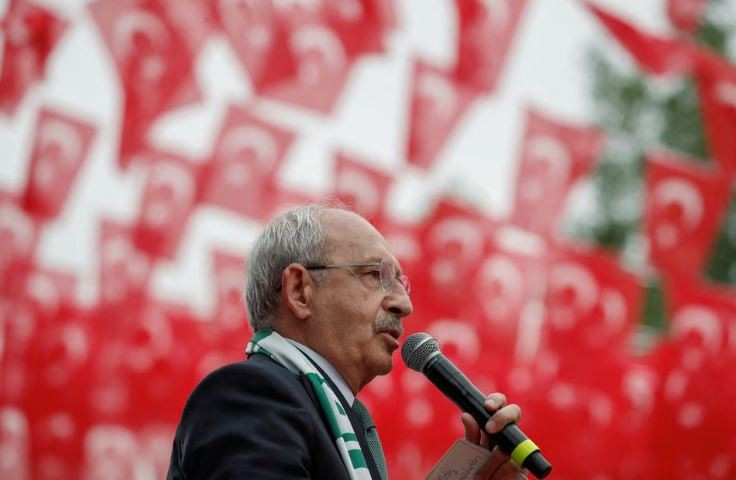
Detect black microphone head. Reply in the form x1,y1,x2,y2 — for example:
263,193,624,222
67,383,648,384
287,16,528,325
402,332,441,372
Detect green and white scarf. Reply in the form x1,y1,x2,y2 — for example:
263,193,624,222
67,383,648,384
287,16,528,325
245,329,373,480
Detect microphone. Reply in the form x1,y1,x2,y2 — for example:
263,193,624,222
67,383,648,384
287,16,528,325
402,332,552,479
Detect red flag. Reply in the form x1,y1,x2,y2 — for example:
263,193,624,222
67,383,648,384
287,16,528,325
667,0,708,34
254,187,321,224
98,220,153,310
374,216,423,284
646,310,736,480
542,247,643,367
260,21,352,113
0,0,67,115
24,308,91,396
406,61,478,169
414,199,495,318
119,301,193,416
89,0,200,166
644,150,729,276
0,408,30,479
454,0,527,92
81,425,139,478
0,191,40,290
332,151,392,221
692,50,736,180
216,2,387,112
22,107,96,219
9,266,78,325
200,106,293,219
158,0,216,56
665,279,736,367
466,225,547,365
214,0,297,90
133,149,200,259
510,108,603,237
323,0,395,57
210,249,248,336
586,2,693,75
23,308,93,479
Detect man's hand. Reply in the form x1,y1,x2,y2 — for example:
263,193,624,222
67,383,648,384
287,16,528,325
461,392,528,480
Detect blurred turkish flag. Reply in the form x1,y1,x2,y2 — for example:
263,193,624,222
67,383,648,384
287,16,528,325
692,50,736,181
1,265,78,411
0,0,67,115
81,424,140,480
210,249,248,339
644,150,729,276
323,0,395,57
647,303,736,479
118,301,201,424
664,278,736,370
89,0,200,167
0,408,31,479
98,220,153,312
465,225,547,366
214,0,297,90
217,1,392,112
454,0,528,92
542,247,643,369
509,108,603,238
332,150,392,221
406,61,478,169
587,2,693,75
254,187,322,224
133,149,201,259
260,20,353,112
413,199,495,319
158,0,216,56
200,105,293,219
667,0,708,34
0,190,41,290
22,107,96,219
8,265,78,326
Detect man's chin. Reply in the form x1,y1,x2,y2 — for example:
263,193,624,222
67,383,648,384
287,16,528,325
366,352,394,378
377,354,394,376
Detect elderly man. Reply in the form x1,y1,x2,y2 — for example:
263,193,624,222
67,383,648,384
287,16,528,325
167,204,525,479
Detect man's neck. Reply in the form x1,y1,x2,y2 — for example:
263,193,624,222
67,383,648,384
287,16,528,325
284,338,356,406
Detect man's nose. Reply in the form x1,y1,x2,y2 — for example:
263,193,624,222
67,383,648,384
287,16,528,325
383,286,413,317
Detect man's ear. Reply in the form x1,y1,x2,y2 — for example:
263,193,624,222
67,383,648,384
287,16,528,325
282,263,315,320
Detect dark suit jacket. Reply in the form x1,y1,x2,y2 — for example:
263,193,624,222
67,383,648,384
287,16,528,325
166,353,382,479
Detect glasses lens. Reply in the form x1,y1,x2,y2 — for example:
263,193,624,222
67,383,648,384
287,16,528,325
379,260,410,295
379,260,393,292
399,274,410,296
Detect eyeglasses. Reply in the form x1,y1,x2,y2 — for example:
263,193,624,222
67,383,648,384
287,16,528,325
306,259,411,296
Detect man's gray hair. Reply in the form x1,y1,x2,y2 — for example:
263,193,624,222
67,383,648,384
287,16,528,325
244,204,336,331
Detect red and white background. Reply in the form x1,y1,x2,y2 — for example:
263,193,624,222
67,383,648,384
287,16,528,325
1,0,736,478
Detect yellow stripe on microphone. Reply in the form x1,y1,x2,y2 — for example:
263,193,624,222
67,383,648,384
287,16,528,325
510,439,540,467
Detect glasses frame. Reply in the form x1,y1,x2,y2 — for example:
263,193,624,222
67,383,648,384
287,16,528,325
305,259,410,296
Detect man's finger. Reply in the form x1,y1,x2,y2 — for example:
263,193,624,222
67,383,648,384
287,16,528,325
485,404,521,434
461,413,480,444
462,413,492,449
484,392,507,411
486,458,523,479
471,446,509,480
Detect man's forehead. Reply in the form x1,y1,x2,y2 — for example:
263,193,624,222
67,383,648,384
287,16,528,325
323,209,378,236
323,209,395,259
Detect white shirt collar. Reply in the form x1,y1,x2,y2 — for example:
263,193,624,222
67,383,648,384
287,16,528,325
285,338,355,407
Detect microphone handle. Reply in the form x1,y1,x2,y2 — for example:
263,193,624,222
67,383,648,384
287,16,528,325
424,354,552,478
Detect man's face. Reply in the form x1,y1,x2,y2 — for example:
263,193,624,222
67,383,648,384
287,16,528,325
309,209,413,392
